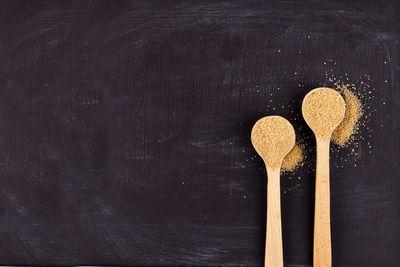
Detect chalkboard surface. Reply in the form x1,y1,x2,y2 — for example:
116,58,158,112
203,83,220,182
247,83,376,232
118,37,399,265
0,1,399,266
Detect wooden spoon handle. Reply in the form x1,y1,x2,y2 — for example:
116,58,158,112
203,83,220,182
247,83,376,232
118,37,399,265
314,138,332,267
265,166,283,267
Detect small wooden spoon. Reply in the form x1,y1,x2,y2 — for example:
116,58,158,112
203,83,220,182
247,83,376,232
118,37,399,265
302,88,345,267
251,116,295,267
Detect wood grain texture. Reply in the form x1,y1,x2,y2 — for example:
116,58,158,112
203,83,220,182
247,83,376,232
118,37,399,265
314,138,332,267
0,0,398,266
265,167,283,267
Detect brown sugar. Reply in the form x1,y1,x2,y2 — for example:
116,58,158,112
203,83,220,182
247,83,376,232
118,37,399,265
332,87,363,146
281,144,304,172
251,116,295,169
302,88,346,140
259,68,372,174
323,71,374,157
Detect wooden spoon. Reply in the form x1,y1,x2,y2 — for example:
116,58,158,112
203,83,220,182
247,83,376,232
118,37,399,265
251,116,296,267
302,88,345,267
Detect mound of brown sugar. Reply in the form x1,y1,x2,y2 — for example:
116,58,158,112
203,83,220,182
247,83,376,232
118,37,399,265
302,88,346,140
281,144,304,172
251,116,295,169
332,87,363,147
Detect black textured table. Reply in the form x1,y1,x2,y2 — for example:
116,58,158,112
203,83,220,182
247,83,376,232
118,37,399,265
0,1,399,266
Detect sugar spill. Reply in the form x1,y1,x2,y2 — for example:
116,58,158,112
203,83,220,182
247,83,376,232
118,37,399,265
332,87,363,147
267,74,373,173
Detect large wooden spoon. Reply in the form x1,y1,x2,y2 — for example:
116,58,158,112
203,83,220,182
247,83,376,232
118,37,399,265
251,116,296,267
302,88,345,267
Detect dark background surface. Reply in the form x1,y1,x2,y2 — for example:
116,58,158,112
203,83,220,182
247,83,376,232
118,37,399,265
0,0,399,266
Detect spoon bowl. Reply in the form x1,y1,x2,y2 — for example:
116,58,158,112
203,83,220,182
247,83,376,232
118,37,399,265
251,116,295,169
302,87,345,140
